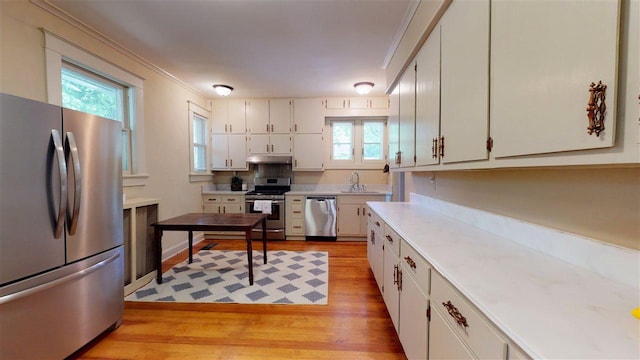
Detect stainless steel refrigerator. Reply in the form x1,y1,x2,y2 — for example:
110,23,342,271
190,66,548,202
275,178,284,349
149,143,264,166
0,93,124,359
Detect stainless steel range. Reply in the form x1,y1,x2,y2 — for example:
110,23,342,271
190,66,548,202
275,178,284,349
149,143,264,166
245,177,290,240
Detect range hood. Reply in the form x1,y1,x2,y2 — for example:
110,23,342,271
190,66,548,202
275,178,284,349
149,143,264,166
246,155,293,164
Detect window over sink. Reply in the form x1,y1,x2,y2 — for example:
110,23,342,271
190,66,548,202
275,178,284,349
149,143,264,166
327,117,387,169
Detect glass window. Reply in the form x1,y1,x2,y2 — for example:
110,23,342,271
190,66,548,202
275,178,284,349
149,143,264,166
363,121,384,160
192,113,207,172
332,121,353,160
61,63,133,174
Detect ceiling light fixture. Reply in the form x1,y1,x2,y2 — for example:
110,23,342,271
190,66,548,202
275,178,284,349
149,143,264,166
354,82,374,95
213,84,233,96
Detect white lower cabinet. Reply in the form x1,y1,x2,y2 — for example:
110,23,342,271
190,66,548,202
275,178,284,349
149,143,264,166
399,267,429,360
430,305,476,360
368,209,528,360
285,195,305,239
382,237,400,332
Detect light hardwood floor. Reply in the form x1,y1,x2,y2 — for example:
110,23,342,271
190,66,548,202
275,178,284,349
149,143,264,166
68,239,406,359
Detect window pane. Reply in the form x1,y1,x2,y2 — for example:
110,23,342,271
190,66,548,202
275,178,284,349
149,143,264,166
61,67,124,122
332,122,353,160
193,145,206,171
193,115,206,144
363,122,384,160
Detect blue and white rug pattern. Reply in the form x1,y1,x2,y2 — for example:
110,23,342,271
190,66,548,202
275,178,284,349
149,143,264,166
126,250,328,305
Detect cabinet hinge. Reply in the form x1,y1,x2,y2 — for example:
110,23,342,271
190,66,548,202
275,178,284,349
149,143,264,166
486,136,494,152
414,63,417,72
427,305,431,321
413,155,416,163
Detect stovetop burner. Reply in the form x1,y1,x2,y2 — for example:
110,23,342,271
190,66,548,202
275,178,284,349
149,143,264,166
245,177,291,199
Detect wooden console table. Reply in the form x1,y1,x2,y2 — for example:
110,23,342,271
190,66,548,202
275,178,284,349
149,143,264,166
152,213,268,286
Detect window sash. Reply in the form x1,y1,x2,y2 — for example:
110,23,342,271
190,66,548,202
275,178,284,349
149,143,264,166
332,121,354,161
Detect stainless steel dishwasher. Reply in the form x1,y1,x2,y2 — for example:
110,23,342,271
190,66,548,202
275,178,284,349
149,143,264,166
305,196,337,240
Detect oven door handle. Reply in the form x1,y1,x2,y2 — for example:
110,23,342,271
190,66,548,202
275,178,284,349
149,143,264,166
246,200,284,205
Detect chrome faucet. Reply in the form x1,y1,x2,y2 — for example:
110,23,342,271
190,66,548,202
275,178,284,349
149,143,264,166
350,171,360,191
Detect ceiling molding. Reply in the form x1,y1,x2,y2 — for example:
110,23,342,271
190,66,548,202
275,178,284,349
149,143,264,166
30,0,207,98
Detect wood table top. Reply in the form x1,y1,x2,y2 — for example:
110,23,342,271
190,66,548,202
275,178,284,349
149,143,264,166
152,213,268,231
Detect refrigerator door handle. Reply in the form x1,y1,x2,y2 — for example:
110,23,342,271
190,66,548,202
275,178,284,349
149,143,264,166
51,130,67,239
65,132,81,235
0,252,120,305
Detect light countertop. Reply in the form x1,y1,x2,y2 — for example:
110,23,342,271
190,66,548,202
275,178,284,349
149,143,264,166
368,195,639,359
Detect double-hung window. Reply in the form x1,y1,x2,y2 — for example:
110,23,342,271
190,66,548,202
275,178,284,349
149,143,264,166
328,118,386,169
44,30,146,187
61,63,133,174
188,101,212,180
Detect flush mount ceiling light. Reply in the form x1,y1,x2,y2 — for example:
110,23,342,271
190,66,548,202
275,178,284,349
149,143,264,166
213,84,233,96
354,82,374,95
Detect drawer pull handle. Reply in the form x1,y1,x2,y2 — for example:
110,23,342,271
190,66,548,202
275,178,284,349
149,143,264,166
293,226,302,229
293,211,301,214
404,256,416,269
227,199,235,202
443,301,468,328
385,235,393,243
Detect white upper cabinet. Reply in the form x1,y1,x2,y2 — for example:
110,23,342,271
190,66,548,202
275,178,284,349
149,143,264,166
388,85,400,169
247,134,291,155
399,63,416,168
269,99,292,134
211,99,246,134
325,97,389,110
491,0,619,158
415,26,441,167
293,133,324,170
293,98,325,134
211,133,247,170
440,0,490,164
245,99,270,134
246,99,292,134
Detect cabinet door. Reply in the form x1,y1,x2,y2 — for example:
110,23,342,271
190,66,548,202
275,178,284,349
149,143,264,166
269,134,292,155
491,0,619,157
430,307,476,360
245,99,269,134
415,26,441,167
399,270,429,360
293,98,325,133
348,97,368,109
399,64,416,167
325,98,347,109
221,203,242,214
269,99,292,134
211,134,229,169
388,86,400,168
247,134,270,155
203,203,221,213
337,204,361,236
211,99,228,133
293,133,324,170
383,245,400,332
228,134,247,170
227,99,246,134
369,97,389,109
440,0,490,164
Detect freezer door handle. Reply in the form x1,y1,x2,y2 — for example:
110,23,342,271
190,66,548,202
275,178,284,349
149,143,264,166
51,130,67,239
65,132,82,235
0,252,120,305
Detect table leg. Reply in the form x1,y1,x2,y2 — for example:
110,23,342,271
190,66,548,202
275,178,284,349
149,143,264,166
188,230,193,263
246,228,253,285
262,217,267,264
155,227,163,284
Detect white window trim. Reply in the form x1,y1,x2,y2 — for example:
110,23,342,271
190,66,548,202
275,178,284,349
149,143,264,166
43,29,148,187
325,117,388,170
188,101,213,182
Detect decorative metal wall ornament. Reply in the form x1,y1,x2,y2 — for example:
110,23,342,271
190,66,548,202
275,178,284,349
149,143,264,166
586,81,607,136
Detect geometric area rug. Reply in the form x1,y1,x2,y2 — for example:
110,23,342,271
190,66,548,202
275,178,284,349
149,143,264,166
125,250,328,305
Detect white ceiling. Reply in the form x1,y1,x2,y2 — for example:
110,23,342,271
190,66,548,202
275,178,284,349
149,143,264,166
49,0,416,99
